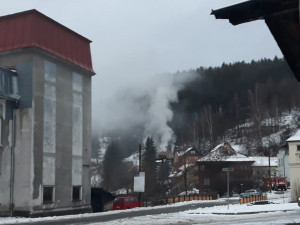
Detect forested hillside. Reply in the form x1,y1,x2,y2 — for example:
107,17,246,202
171,57,300,155
92,57,300,192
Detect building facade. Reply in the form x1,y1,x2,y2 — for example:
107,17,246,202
286,130,300,202
197,143,254,195
277,150,290,184
0,10,95,216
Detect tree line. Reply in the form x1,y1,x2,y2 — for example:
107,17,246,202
171,57,300,155
92,57,300,193
96,137,171,196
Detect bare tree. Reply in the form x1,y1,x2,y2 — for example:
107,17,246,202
248,84,264,148
233,93,241,142
203,104,214,143
270,96,281,132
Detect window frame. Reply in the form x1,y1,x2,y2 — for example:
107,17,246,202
43,186,54,204
72,185,82,201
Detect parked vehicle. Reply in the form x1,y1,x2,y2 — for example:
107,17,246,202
298,197,300,207
240,189,262,198
221,191,239,198
262,177,288,191
273,177,287,191
113,196,143,210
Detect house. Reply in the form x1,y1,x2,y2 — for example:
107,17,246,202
169,162,199,195
173,147,201,170
286,130,300,201
169,147,201,195
249,156,278,180
0,10,95,216
197,143,255,195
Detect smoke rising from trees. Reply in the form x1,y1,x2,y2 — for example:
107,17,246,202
93,71,196,152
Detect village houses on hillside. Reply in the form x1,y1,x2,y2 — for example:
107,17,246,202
170,143,281,196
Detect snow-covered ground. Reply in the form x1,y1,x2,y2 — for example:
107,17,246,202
1,190,299,225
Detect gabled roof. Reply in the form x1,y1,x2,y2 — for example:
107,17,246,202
176,147,194,157
169,163,196,178
0,10,94,75
249,156,277,167
211,0,300,81
286,129,300,142
198,143,254,162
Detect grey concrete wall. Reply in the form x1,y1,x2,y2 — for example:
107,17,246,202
0,48,92,215
0,52,34,214
82,73,91,206
0,108,13,214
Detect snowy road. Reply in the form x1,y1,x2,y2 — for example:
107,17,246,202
1,191,299,225
2,199,238,225
93,210,300,225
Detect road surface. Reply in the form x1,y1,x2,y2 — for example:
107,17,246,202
9,199,238,225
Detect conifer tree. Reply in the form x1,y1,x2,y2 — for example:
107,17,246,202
102,141,123,191
142,137,157,196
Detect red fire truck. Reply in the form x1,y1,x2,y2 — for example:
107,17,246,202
263,177,287,191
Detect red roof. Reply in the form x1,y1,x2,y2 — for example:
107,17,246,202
0,9,94,74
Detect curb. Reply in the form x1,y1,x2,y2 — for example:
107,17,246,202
207,209,296,215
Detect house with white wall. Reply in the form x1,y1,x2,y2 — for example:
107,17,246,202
286,130,300,202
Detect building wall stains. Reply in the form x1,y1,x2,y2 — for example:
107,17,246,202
0,10,94,217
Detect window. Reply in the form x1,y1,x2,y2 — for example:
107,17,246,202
200,165,205,171
43,186,54,203
72,186,81,201
204,178,210,186
297,145,300,151
130,198,137,202
0,147,2,174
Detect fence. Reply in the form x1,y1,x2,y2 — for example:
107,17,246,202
239,195,268,204
167,195,214,204
142,194,216,207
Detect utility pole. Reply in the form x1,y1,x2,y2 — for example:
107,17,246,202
269,150,271,193
139,144,142,172
138,144,142,206
222,167,234,209
184,153,187,196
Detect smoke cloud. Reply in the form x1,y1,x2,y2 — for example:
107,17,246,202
93,71,196,152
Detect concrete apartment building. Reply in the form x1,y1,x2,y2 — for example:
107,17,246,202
0,10,95,216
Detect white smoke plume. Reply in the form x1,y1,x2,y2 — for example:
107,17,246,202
93,71,196,152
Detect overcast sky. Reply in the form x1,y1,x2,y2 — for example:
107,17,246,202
1,1,284,149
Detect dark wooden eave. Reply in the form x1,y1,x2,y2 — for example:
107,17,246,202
211,0,300,81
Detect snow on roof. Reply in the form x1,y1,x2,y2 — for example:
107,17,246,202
169,163,196,178
286,129,300,142
197,143,278,166
198,143,253,162
224,153,255,162
177,147,194,156
199,152,253,162
123,152,139,167
178,163,195,171
211,143,223,152
249,156,278,167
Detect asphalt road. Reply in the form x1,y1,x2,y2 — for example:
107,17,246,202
13,199,238,225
